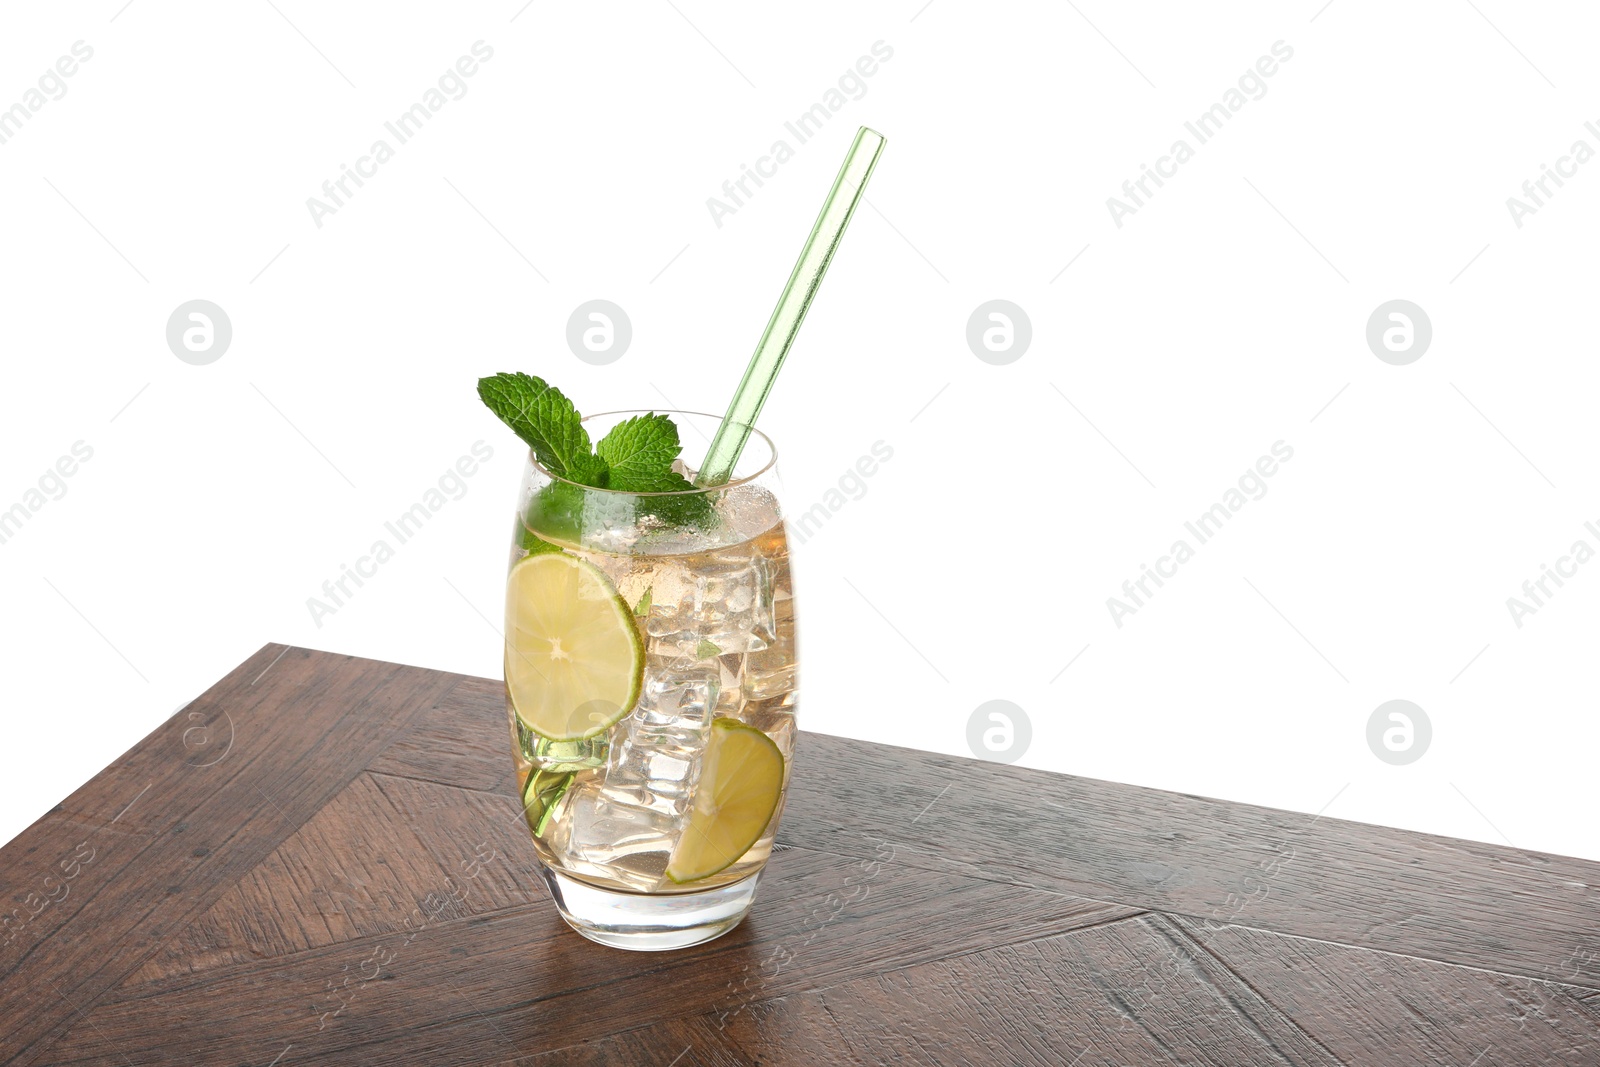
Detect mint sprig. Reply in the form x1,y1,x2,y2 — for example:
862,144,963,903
478,373,713,527
477,373,597,480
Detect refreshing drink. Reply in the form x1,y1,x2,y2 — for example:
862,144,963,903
511,515,796,892
485,392,797,949
478,126,881,950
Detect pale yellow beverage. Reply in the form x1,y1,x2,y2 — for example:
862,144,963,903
503,411,797,949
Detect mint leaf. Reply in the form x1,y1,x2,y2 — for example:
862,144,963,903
524,481,587,545
633,587,652,617
696,639,722,660
477,373,592,477
597,414,682,492
518,524,565,556
616,468,699,494
646,475,715,527
565,452,611,487
596,411,713,525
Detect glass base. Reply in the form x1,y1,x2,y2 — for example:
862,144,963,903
538,866,760,951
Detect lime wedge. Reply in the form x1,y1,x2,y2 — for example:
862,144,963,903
667,719,785,884
505,552,643,741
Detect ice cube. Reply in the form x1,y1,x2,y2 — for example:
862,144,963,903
548,775,677,892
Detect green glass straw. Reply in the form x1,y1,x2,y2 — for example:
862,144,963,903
696,126,887,487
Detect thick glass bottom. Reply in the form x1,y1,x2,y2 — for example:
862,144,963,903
538,865,760,951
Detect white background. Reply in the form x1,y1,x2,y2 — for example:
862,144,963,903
2,0,1596,862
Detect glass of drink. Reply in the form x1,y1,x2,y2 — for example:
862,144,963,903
487,126,879,950
504,410,796,950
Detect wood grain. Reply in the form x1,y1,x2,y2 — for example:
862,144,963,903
38,846,1134,1065
5,644,1599,1066
0,645,463,1067
716,912,1349,1067
367,676,511,795
121,773,458,988
504,1016,745,1067
1181,917,1600,1066
518,914,1347,1067
777,732,1600,989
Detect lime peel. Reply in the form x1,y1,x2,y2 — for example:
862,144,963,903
667,718,785,884
505,553,643,742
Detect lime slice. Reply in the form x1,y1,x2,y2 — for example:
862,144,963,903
505,552,643,741
667,719,785,884
521,768,574,836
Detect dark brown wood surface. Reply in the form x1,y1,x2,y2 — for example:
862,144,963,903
2,645,1596,1065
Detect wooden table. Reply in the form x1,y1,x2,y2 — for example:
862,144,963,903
3,645,1597,1065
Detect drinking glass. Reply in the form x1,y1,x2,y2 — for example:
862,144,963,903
504,411,797,950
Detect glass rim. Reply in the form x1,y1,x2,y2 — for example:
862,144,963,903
529,409,778,497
